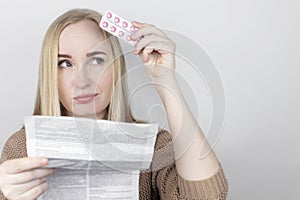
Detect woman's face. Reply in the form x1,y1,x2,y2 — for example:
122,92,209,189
58,19,113,119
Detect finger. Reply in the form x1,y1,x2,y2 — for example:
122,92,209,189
142,44,161,62
3,157,48,174
130,25,166,41
17,180,48,200
8,168,55,184
142,41,174,62
132,21,154,28
7,177,48,197
134,34,170,55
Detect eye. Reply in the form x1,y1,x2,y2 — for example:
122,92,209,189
90,57,105,66
58,60,73,68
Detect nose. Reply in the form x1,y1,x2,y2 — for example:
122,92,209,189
75,66,91,89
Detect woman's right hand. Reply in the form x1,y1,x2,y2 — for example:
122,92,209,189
0,157,55,200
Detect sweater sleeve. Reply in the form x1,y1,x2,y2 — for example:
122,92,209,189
150,129,228,200
0,128,28,200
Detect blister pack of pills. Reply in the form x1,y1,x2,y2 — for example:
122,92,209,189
100,10,136,46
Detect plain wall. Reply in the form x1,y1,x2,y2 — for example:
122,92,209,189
0,0,299,199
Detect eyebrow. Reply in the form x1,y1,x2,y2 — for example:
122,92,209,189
58,54,72,58
86,51,107,57
58,51,106,59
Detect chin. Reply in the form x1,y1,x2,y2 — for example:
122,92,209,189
70,107,96,118
71,105,107,119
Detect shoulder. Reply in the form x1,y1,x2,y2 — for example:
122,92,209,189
154,128,173,150
151,128,175,171
0,127,27,163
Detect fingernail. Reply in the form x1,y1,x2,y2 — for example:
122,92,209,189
41,158,48,165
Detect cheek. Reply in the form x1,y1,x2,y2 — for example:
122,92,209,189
97,68,113,98
98,70,112,92
58,71,74,106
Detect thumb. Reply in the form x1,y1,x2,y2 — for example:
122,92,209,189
131,21,144,28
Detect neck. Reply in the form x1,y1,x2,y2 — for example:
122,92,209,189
65,109,108,120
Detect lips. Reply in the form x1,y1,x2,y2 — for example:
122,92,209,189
73,93,98,104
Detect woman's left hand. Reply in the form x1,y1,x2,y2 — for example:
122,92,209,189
131,21,176,82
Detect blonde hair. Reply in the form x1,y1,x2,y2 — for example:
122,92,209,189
33,8,143,123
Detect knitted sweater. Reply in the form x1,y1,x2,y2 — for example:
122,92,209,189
0,128,228,199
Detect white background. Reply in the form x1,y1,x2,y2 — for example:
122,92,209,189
0,0,299,199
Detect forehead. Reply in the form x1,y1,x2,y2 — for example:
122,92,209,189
59,19,109,53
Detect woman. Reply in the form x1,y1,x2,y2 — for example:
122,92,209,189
0,9,228,199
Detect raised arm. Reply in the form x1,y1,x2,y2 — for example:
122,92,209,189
131,21,224,180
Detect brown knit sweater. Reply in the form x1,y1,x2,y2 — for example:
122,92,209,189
0,128,228,200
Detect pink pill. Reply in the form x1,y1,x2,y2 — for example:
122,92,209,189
111,26,116,32
106,12,112,18
122,21,128,28
118,31,124,37
102,21,108,28
114,17,120,23
130,26,135,32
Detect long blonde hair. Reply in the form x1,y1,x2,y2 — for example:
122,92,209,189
33,8,142,123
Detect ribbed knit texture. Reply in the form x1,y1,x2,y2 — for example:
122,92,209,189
0,128,228,199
